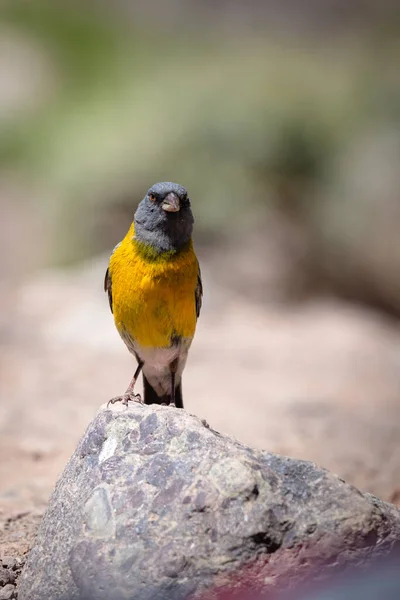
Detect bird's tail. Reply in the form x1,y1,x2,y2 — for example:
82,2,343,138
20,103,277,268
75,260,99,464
143,375,183,409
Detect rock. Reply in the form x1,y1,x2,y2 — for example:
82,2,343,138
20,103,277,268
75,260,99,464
18,405,400,600
0,568,16,598
0,557,23,600
0,559,17,572
0,584,16,600
0,569,11,587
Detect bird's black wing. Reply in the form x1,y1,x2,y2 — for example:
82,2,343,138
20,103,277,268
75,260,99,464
104,242,121,314
104,267,113,314
195,263,203,319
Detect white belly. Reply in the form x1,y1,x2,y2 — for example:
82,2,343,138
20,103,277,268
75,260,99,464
135,339,192,397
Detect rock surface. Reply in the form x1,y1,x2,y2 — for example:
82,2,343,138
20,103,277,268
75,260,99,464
19,404,400,600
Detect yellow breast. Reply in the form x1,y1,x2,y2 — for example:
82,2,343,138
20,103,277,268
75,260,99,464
109,223,199,348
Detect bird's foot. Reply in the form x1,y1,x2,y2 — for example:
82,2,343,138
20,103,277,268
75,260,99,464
107,392,143,408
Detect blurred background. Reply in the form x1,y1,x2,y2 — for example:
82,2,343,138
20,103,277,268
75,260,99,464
1,0,400,533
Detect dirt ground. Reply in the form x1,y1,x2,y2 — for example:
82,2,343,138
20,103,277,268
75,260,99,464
1,257,400,569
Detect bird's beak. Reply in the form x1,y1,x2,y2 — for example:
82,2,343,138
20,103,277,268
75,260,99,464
162,192,180,213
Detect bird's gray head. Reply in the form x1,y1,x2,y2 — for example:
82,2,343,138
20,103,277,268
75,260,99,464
134,182,194,254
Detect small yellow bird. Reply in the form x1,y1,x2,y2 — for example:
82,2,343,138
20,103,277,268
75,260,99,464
104,182,202,409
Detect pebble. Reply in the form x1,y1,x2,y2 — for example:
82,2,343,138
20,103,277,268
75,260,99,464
0,569,10,586
0,584,16,600
0,559,17,571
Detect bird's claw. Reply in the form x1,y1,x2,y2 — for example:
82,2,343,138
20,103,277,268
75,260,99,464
107,393,143,408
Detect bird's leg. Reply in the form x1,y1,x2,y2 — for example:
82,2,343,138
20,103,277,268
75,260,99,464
169,358,178,407
107,361,143,407
169,372,176,407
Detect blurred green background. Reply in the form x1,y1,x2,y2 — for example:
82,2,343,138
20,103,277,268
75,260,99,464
1,0,400,311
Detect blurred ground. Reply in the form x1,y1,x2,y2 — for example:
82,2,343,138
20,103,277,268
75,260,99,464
1,257,400,528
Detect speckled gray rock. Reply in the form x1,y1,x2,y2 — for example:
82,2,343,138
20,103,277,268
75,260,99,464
19,405,400,600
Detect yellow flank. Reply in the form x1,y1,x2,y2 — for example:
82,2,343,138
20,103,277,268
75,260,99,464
109,223,198,348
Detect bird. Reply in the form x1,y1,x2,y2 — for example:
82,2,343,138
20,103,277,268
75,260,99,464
104,182,202,409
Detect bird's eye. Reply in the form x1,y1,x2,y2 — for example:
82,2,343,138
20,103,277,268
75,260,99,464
149,193,156,202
